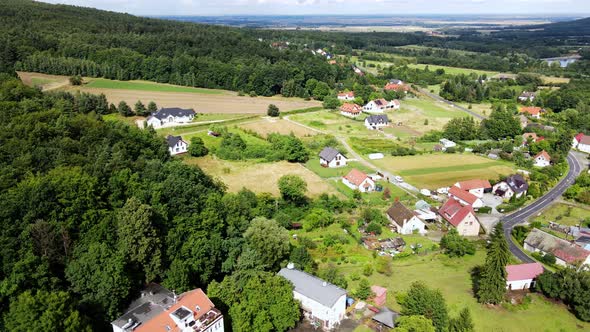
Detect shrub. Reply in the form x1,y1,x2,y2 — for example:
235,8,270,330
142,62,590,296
362,263,374,277
267,104,280,117
189,137,208,157
69,75,82,85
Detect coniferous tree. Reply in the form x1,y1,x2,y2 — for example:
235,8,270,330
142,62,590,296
134,100,147,116
117,101,133,117
477,222,510,304
448,308,475,332
147,101,158,114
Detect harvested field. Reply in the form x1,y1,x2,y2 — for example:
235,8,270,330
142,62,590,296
17,71,70,91
186,156,334,197
239,117,318,138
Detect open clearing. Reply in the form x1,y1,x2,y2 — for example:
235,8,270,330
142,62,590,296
239,117,318,138
408,63,498,77
371,154,516,189
186,156,334,197
532,202,590,226
85,78,226,94
17,71,70,91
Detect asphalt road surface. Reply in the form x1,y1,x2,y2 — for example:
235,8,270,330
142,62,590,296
418,88,486,120
501,151,584,262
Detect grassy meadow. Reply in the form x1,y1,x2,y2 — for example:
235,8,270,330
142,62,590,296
85,78,227,94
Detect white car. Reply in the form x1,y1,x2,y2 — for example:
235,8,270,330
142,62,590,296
394,176,404,182
420,189,431,197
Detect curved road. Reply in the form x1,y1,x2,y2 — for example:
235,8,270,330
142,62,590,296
418,88,485,120
502,152,584,262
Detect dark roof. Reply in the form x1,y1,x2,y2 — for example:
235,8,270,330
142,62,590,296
166,135,185,148
319,147,344,162
372,307,400,328
111,283,175,329
386,201,415,224
278,267,346,307
366,114,389,124
525,228,590,264
506,174,529,194
151,107,195,120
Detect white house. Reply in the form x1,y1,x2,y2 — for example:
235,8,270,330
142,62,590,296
439,199,480,236
146,108,196,129
279,265,347,331
111,284,224,332
533,150,551,167
439,138,456,151
339,103,362,118
506,263,544,290
386,201,426,235
337,91,355,101
454,179,491,199
518,91,536,103
342,169,375,193
524,228,590,267
167,135,189,155
364,114,390,130
493,174,529,200
573,133,590,153
319,147,347,168
520,107,543,120
448,186,484,209
363,99,399,113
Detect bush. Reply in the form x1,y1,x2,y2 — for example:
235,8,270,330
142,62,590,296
267,104,280,117
362,263,374,277
189,137,208,157
69,75,82,85
366,221,382,235
478,207,492,214
440,229,476,257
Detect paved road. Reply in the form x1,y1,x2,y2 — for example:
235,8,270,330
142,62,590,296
418,88,485,120
501,151,584,262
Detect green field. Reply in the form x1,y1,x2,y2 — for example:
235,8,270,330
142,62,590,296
85,78,226,94
408,63,498,77
304,160,374,178
532,203,590,227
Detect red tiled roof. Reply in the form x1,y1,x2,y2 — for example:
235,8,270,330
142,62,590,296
439,199,476,227
384,83,410,91
344,169,370,186
575,133,585,143
340,103,362,114
135,289,215,332
506,263,544,281
520,107,543,116
448,186,479,206
522,132,538,141
534,150,551,161
554,247,590,264
338,91,354,98
576,133,590,145
455,179,491,191
373,98,388,107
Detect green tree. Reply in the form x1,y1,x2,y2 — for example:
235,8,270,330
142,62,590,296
69,75,83,86
147,101,158,114
312,81,331,100
477,222,510,304
3,290,91,332
355,278,372,300
117,100,133,117
116,197,162,282
480,105,521,140
189,137,208,157
401,281,449,332
134,100,147,116
243,217,290,270
448,308,475,332
322,96,341,109
440,228,476,257
267,104,280,117
278,175,307,203
394,315,436,332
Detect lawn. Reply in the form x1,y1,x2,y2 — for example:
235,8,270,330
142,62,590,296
407,63,498,77
239,117,319,138
531,202,590,227
395,97,470,134
457,102,492,118
372,153,516,190
85,78,226,94
185,156,335,197
348,137,405,155
304,160,374,179
290,111,383,138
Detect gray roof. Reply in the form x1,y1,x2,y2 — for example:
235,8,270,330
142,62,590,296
319,147,344,162
111,283,176,329
415,200,431,211
366,114,389,124
166,135,185,148
372,308,400,328
278,268,347,308
151,107,195,120
506,174,528,194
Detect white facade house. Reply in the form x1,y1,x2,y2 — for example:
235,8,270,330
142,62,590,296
146,108,196,129
339,103,362,118
279,266,347,331
533,150,551,167
506,263,544,290
518,91,536,103
364,114,389,130
112,284,224,332
386,201,427,235
167,135,189,155
448,186,484,209
439,139,456,151
439,199,481,236
493,174,529,200
454,179,491,199
573,133,590,153
337,91,355,101
342,169,376,193
319,147,347,168
363,99,399,113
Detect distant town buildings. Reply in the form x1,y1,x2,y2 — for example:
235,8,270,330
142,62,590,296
542,54,582,68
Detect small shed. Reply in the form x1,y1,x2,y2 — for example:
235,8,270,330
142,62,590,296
371,286,387,306
372,307,400,329
415,200,431,211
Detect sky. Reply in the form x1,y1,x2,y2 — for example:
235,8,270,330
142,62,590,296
40,0,590,16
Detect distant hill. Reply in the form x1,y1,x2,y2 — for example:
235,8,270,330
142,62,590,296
497,17,590,37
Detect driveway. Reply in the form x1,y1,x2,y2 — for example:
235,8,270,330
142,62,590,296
481,193,504,215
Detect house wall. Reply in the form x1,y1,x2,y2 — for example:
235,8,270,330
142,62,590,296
507,279,534,290
577,143,590,154
292,292,346,330
468,188,485,198
340,111,359,118
201,316,224,332
401,216,426,235
342,178,358,191
322,155,347,168
523,243,567,267
363,102,384,113
147,117,162,128
364,120,388,130
534,157,550,167
358,178,375,193
456,213,480,236
169,141,188,155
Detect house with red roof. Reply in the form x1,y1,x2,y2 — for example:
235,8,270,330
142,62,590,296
520,106,544,119
506,263,544,290
522,133,544,146
339,103,362,118
337,91,355,101
342,169,376,193
111,284,224,332
533,150,551,167
363,99,400,113
453,179,491,199
384,81,410,93
448,186,484,209
524,228,590,267
572,133,590,153
371,286,387,306
438,199,481,236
